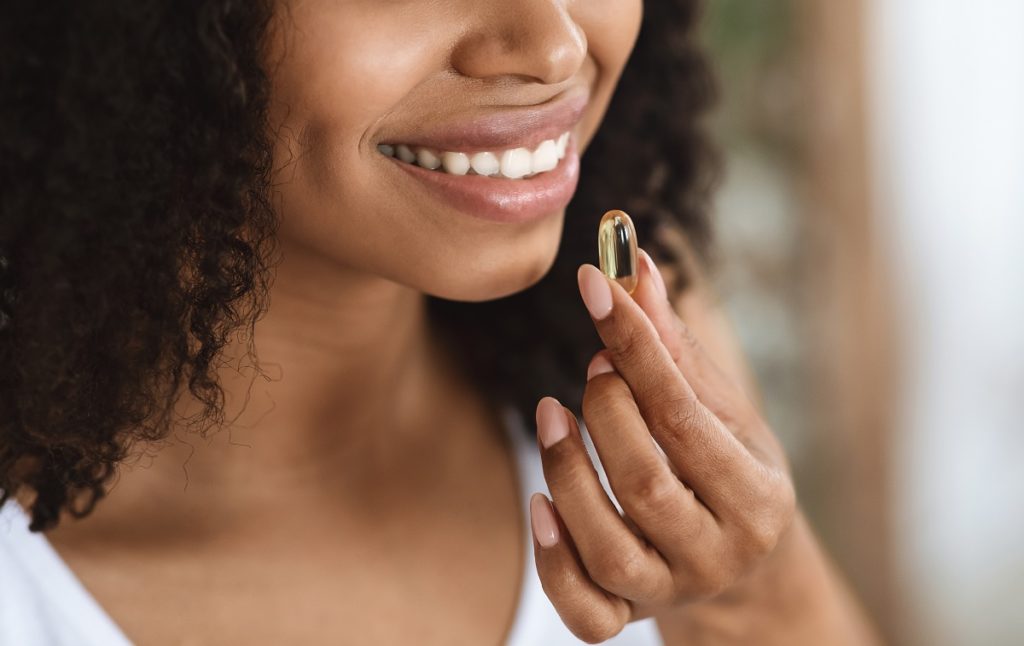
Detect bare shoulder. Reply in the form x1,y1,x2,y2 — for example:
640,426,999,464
651,225,765,413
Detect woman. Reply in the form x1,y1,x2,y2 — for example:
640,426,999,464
0,0,881,643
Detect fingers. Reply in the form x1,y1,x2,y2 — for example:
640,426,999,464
577,262,759,510
580,352,796,600
529,492,633,644
556,254,799,614
632,250,754,429
578,365,720,567
535,397,674,604
633,250,789,473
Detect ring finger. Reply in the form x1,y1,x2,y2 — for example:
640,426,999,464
536,396,673,604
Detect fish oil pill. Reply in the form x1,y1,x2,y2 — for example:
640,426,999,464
598,209,639,294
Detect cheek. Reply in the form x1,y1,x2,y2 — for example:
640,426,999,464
578,0,643,74
572,0,643,152
260,1,641,302
265,3,464,286
266,2,437,198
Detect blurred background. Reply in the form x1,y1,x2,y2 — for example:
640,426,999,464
698,1,1024,644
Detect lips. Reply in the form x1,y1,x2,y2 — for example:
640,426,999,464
378,87,589,154
377,87,588,224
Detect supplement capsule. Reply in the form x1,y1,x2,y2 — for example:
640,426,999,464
598,209,639,294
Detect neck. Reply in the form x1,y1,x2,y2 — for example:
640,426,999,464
69,239,499,528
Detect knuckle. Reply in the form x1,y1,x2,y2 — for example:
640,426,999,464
739,471,797,556
665,395,706,431
572,612,625,645
614,321,656,365
627,468,683,514
589,545,647,593
549,464,592,501
741,511,783,556
652,394,705,453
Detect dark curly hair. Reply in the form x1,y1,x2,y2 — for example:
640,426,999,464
0,1,718,531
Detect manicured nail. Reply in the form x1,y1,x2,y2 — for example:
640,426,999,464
530,493,560,548
536,396,570,448
577,264,613,320
587,354,615,380
641,249,668,300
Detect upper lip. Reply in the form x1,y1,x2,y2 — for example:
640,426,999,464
378,86,589,154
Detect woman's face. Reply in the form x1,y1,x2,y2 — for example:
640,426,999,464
265,0,642,300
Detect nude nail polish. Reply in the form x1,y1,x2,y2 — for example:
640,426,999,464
536,397,569,448
577,264,613,320
530,493,559,548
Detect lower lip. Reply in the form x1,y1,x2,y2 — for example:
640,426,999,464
387,141,580,224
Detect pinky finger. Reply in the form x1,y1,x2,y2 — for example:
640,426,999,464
530,493,633,644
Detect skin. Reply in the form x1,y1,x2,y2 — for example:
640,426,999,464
265,0,638,302
533,249,882,643
34,0,881,643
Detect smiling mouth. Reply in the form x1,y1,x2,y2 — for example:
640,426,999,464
377,130,571,180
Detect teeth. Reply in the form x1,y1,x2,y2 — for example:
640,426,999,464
470,151,500,176
396,144,416,164
380,130,571,179
531,140,559,173
416,147,441,170
556,132,569,159
440,151,470,176
499,148,531,179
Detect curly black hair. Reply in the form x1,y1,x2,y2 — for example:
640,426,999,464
0,1,718,532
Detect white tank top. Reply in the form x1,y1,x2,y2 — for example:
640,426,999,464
0,406,663,645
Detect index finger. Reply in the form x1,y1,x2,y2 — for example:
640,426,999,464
577,262,758,506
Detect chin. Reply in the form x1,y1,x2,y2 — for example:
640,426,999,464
425,216,564,303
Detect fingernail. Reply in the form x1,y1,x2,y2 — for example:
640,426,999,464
587,354,615,380
530,493,559,548
641,249,668,300
536,397,570,448
577,264,613,320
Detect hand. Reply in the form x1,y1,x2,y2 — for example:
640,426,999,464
529,248,797,643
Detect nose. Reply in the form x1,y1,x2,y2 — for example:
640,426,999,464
450,0,587,85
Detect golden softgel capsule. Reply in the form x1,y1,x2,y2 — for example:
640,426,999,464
598,209,639,294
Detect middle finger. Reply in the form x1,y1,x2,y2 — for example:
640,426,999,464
580,359,720,567
577,262,762,512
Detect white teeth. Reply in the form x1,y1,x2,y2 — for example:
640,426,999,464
499,148,532,179
382,130,571,179
531,140,559,174
470,151,500,176
440,151,470,176
416,147,441,170
396,144,416,163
